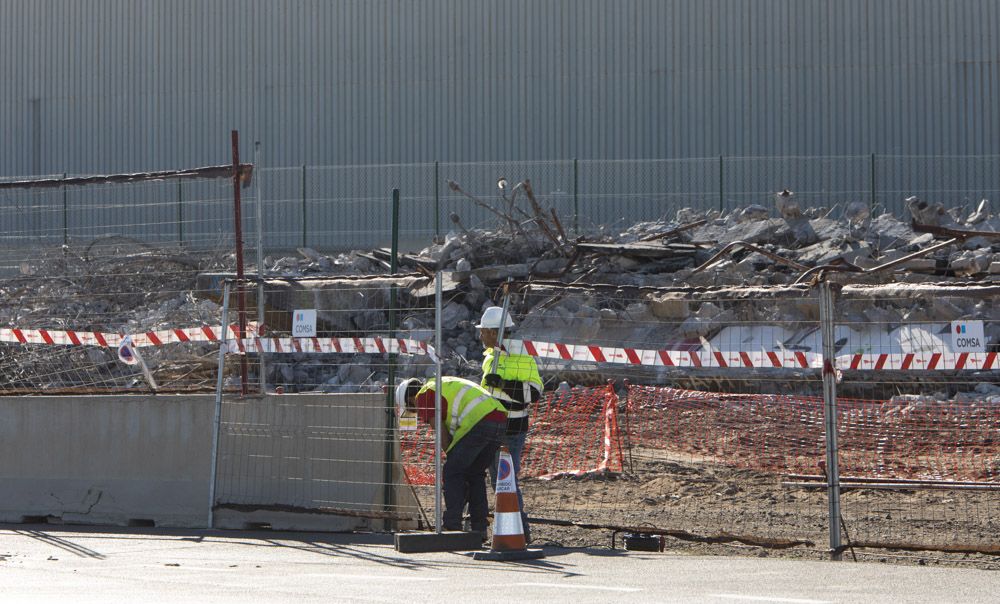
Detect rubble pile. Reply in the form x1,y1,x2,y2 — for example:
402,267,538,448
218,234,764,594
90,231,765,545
1,190,997,394
0,238,233,391
256,188,999,395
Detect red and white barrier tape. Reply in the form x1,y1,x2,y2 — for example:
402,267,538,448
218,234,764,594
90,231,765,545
1,326,996,371
0,325,245,349
231,336,434,357
0,324,433,359
504,340,999,372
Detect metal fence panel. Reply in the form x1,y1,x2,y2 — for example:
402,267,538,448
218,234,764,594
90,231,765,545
829,285,1000,557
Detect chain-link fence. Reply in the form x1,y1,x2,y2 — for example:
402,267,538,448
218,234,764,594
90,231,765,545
7,155,995,258
270,154,998,251
218,274,998,560
0,168,248,393
2,151,999,563
825,283,1000,560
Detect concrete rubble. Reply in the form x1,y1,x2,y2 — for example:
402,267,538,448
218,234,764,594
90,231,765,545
0,190,997,395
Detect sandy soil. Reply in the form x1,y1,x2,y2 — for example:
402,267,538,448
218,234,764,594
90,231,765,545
524,453,1000,569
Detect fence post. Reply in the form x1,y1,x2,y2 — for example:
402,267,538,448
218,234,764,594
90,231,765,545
208,280,232,528
254,142,266,394
870,153,877,212
231,131,249,397
819,280,844,561
572,158,579,235
718,156,724,211
177,180,184,245
301,165,307,248
384,188,400,530
62,173,68,247
434,161,440,240
434,270,443,533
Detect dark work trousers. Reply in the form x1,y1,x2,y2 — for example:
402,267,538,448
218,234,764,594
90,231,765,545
443,420,505,532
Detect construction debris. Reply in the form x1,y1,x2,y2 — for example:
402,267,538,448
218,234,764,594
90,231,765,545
1,186,997,395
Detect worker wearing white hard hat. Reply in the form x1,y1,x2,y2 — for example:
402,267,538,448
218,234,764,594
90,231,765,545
475,305,515,329
396,376,507,537
476,306,543,543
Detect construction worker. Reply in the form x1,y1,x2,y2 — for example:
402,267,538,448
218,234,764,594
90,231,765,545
395,376,507,537
477,306,543,543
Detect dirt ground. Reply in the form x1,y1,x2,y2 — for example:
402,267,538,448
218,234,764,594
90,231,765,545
522,452,1000,569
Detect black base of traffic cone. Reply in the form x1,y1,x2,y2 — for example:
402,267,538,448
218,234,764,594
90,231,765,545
473,547,545,561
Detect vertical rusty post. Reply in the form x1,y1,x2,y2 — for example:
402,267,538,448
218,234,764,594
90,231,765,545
231,130,249,396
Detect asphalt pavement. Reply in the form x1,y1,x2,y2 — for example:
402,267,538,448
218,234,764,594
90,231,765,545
0,525,997,603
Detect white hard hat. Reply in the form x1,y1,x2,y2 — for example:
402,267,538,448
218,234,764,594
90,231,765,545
475,306,515,329
395,378,421,416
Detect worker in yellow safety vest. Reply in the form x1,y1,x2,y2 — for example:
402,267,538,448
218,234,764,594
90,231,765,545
477,306,543,543
396,376,507,536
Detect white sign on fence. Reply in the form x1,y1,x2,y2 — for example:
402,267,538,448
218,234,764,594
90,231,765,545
292,309,317,337
950,320,985,353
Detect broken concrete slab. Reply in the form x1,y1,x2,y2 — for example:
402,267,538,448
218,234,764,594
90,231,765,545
408,271,462,298
774,190,801,220
453,263,531,283
867,214,916,250
648,293,691,320
795,240,872,266
950,249,992,276
907,196,951,226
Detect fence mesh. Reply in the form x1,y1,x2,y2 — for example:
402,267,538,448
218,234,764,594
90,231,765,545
0,173,244,393
828,287,1000,557
1,154,999,561
213,276,434,529
5,155,996,254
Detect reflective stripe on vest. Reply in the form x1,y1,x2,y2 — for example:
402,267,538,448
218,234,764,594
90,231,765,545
487,381,536,418
482,349,542,420
420,377,506,450
452,392,495,432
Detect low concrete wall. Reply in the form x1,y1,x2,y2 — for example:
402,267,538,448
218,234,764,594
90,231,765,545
0,393,416,531
0,395,214,527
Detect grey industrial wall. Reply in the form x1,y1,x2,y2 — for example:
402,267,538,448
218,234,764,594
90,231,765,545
1,0,998,177
0,394,409,531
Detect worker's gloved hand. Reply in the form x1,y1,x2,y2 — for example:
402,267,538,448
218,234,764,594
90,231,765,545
484,373,503,388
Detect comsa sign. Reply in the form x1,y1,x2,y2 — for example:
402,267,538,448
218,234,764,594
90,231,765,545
951,320,986,353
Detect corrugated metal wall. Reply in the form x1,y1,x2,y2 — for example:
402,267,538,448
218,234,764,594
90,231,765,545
1,0,997,176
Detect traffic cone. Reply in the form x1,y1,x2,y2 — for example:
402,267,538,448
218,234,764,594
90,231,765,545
474,446,545,561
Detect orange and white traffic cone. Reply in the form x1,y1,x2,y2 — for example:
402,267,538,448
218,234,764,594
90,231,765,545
474,446,545,561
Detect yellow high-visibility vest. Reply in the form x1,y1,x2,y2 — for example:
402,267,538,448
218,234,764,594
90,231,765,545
417,376,507,451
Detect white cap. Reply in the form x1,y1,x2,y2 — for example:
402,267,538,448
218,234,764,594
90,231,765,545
475,306,515,329
395,378,422,416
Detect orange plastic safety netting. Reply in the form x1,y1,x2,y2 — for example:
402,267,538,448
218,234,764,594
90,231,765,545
400,384,624,486
625,385,1000,482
